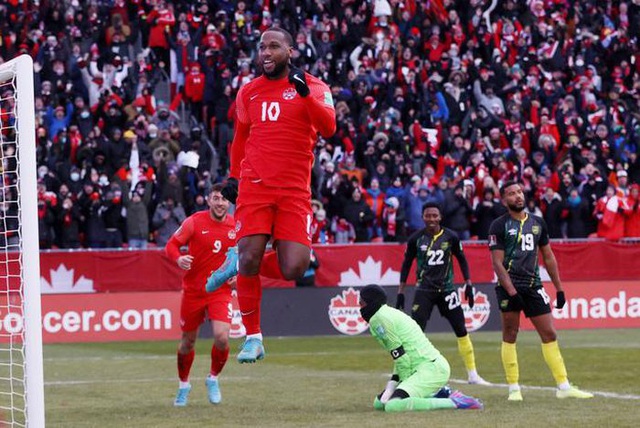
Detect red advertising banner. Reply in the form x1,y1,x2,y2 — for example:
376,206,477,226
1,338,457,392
28,241,640,293
520,281,640,330
39,292,181,343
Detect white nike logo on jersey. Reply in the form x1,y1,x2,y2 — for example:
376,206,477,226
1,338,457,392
202,230,209,234
240,310,255,316
251,178,262,183
250,94,259,100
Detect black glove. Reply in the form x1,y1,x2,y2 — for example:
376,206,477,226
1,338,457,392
464,283,475,309
556,291,566,309
509,293,525,309
395,293,405,311
288,66,310,97
221,177,238,205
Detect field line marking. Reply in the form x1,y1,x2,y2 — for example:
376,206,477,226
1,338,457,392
449,378,640,400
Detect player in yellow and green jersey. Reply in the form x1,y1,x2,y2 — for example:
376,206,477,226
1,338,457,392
488,181,593,401
396,202,490,385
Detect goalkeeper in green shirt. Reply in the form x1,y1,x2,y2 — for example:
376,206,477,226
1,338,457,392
360,284,483,412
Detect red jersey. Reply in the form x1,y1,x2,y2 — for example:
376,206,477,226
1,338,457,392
165,211,236,293
233,73,336,191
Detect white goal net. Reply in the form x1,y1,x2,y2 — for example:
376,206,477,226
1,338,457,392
0,55,45,427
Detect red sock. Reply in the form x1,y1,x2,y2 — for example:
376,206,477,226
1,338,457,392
177,349,195,382
210,345,229,376
237,274,262,335
259,251,284,279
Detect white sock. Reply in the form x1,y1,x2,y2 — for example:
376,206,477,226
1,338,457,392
468,370,479,380
558,381,571,391
179,381,190,389
247,333,263,341
508,384,520,392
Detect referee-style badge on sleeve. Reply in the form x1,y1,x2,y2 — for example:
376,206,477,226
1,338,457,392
376,325,385,337
532,225,540,235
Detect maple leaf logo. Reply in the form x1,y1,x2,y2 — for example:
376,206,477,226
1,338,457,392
40,264,95,294
338,256,400,286
327,287,369,335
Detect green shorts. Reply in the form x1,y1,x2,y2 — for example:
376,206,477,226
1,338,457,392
397,355,450,398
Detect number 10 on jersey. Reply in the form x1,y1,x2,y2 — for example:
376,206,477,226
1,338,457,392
261,101,280,121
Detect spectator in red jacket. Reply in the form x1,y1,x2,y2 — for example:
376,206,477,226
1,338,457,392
184,62,205,122
624,184,640,238
595,185,627,241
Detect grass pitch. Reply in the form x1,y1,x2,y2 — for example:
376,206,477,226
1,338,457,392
44,329,640,427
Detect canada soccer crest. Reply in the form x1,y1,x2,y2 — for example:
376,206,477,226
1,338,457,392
460,287,491,332
283,88,297,100
228,229,236,240
328,287,369,335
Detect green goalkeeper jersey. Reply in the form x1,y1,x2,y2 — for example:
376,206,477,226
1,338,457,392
368,305,444,381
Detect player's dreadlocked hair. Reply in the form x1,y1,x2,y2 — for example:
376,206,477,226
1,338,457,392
263,26,294,47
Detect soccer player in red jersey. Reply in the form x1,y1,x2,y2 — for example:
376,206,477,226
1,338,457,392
165,183,236,406
211,27,336,363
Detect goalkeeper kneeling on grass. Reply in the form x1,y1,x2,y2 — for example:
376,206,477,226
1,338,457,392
359,284,483,412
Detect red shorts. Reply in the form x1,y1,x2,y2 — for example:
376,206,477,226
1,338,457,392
180,289,232,332
235,179,312,247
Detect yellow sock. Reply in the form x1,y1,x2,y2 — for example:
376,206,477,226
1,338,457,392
541,341,568,386
457,335,476,372
501,342,519,385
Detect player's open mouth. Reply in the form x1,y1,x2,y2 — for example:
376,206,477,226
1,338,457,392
263,60,274,71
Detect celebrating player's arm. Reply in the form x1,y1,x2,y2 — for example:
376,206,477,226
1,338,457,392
288,66,337,137
166,217,195,269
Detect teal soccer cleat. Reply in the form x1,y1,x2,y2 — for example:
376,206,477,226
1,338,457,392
237,338,265,363
206,247,238,292
205,377,221,404
173,384,191,407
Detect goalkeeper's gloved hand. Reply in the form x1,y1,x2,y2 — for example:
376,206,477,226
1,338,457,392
508,292,525,309
379,374,399,404
288,66,310,97
221,177,238,205
395,293,405,311
556,291,566,309
464,282,475,308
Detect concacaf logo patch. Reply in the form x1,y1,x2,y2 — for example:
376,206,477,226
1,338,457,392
328,287,369,335
324,91,334,105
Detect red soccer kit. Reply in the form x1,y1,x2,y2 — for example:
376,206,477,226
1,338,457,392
230,72,336,246
165,211,236,331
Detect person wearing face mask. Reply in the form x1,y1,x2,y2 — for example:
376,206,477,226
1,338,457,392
359,284,483,412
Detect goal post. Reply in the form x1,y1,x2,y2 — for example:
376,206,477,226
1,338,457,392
0,54,45,427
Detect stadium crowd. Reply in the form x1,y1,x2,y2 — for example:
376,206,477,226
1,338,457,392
1,0,640,249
